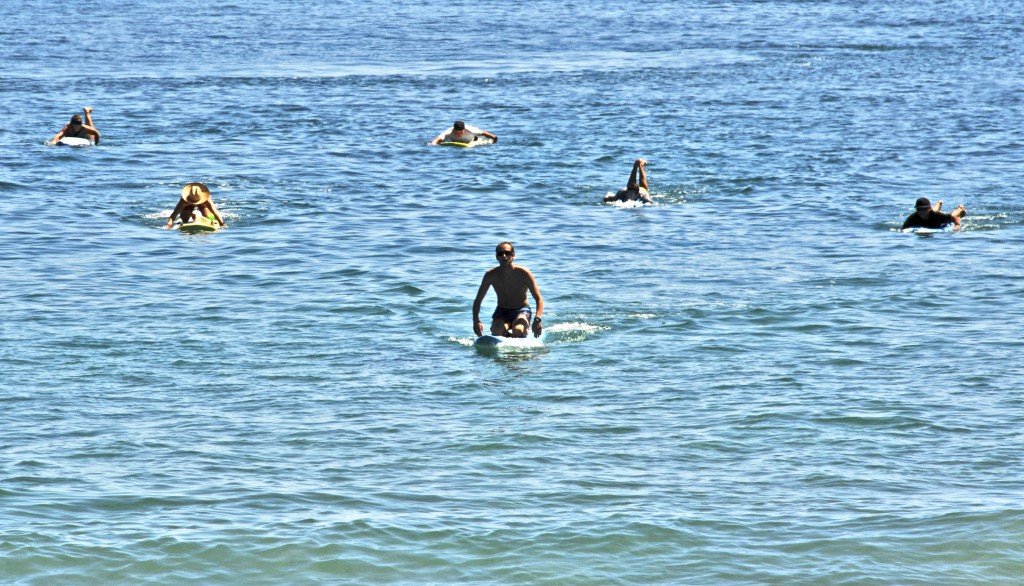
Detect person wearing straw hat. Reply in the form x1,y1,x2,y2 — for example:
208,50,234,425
901,197,966,231
165,182,227,229
604,158,651,204
48,107,101,145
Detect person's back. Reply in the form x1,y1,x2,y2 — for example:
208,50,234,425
902,209,952,229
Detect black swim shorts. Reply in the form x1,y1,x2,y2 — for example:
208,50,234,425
491,305,532,324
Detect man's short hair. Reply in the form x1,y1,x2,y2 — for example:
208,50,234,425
453,120,466,131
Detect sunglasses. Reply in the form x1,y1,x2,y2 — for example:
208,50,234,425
496,250,514,257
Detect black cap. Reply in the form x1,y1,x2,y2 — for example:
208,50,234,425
453,120,465,131
915,197,931,209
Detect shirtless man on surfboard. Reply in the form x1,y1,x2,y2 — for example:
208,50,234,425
49,107,101,145
473,242,544,338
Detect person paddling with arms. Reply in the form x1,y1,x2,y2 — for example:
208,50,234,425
49,107,101,145
165,182,227,229
901,197,967,231
473,242,544,338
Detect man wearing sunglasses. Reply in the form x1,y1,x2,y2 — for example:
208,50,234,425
472,242,544,338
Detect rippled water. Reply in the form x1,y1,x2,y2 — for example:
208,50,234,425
2,0,1024,584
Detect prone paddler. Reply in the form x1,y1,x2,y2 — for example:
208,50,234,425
165,182,227,229
431,120,498,146
901,197,967,231
49,107,101,145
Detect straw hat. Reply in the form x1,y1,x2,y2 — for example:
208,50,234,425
181,182,210,205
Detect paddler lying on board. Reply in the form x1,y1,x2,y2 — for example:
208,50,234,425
901,197,967,231
165,182,227,229
48,107,101,145
604,158,651,204
473,242,544,338
430,120,498,145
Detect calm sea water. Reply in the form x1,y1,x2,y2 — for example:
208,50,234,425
2,0,1024,584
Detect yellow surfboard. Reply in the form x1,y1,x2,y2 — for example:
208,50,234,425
438,137,494,148
178,217,220,233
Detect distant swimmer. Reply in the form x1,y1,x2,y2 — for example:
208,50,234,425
49,107,101,145
901,197,967,231
473,242,544,338
603,158,651,204
165,182,227,229
431,120,498,145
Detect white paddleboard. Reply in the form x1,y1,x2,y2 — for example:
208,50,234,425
56,137,92,147
473,334,545,350
902,225,954,234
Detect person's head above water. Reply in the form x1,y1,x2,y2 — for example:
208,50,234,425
69,114,83,126
915,197,932,210
453,120,466,131
495,241,515,261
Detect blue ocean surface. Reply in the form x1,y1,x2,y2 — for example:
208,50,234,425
2,0,1024,583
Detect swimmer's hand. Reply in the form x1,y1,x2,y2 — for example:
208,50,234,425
532,317,542,338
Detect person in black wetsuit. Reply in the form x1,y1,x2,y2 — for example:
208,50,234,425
901,197,967,231
49,107,101,145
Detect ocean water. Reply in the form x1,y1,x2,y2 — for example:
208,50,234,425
2,0,1024,584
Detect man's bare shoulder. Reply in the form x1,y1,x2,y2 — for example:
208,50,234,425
512,265,534,278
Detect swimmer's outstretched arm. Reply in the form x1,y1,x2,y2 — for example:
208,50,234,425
49,124,70,145
430,127,452,145
165,199,186,228
206,200,227,227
